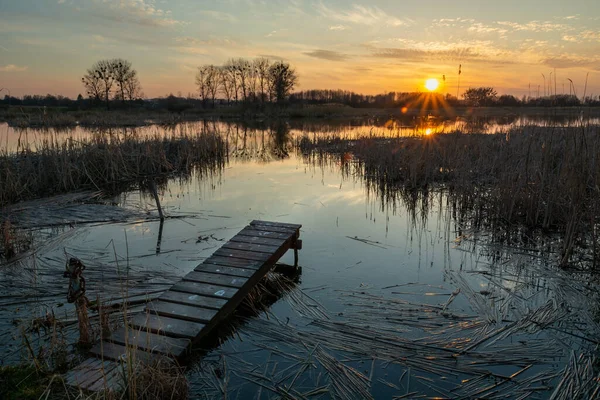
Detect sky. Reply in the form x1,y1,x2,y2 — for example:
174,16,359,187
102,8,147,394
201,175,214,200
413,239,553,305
0,0,599,98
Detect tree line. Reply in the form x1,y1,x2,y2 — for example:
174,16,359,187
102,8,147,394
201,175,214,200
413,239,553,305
195,58,298,107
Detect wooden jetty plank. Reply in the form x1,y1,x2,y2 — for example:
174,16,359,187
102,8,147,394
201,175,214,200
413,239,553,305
250,220,302,229
229,235,287,247
184,271,247,288
129,313,205,339
246,224,298,233
222,241,280,254
159,291,228,309
87,362,124,393
204,255,263,269
213,248,272,262
171,281,238,299
194,263,255,278
90,341,160,364
109,326,191,357
147,301,217,324
65,358,110,387
236,227,294,240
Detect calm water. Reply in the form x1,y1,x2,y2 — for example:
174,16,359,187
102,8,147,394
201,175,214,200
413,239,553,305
1,119,598,398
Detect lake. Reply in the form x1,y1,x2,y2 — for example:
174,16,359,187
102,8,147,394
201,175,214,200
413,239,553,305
0,117,598,398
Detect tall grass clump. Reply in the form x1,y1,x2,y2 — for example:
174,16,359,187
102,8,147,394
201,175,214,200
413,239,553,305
300,125,600,267
0,131,226,206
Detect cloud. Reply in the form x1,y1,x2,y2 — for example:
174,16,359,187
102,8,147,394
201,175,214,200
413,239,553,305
0,64,28,72
542,54,599,69
329,25,347,31
467,23,508,36
318,3,410,27
198,10,237,23
496,20,570,33
80,0,185,28
258,54,286,61
175,36,238,47
304,49,349,61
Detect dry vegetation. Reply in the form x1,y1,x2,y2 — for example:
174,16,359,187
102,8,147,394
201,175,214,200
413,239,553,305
0,130,226,206
299,125,600,268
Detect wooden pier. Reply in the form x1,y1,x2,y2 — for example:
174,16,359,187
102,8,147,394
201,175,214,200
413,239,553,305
65,220,302,392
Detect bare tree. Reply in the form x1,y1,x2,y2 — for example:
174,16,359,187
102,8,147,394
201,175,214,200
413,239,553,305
82,60,114,109
196,65,221,107
219,66,233,104
254,58,271,103
269,61,298,103
111,59,135,104
124,73,144,101
232,58,251,102
81,69,104,105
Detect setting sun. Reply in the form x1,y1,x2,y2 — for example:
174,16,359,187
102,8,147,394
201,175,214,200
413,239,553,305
425,79,439,91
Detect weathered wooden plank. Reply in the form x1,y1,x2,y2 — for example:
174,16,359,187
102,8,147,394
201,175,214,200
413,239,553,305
86,361,124,392
184,271,248,288
65,358,109,387
90,341,159,363
194,263,255,278
229,235,287,247
159,290,228,309
204,256,262,269
76,361,118,390
246,224,298,233
236,227,294,240
213,248,272,262
171,281,238,299
222,241,280,254
109,326,190,357
147,300,217,324
129,313,205,339
250,220,302,229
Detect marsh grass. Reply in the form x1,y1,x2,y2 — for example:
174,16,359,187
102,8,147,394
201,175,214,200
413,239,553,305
0,130,226,207
300,125,600,268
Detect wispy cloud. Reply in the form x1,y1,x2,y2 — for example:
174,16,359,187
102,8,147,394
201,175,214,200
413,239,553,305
198,10,237,23
496,20,570,33
318,3,410,27
74,0,186,28
304,49,349,61
329,25,347,31
0,64,28,72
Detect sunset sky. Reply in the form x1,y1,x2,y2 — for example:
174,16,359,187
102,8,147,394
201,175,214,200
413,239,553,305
1,0,599,98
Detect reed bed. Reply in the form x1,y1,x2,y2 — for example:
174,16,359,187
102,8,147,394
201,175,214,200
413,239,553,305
299,125,600,268
0,130,226,207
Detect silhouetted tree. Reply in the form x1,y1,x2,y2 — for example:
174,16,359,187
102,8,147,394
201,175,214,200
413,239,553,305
82,59,142,108
269,61,298,103
463,87,497,107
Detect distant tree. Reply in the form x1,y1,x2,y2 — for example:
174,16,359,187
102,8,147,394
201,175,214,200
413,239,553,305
196,65,220,107
463,87,497,107
497,94,520,107
254,58,271,103
269,61,298,103
82,59,142,109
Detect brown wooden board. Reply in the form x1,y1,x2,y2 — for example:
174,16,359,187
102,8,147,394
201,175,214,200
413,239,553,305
109,326,191,357
194,263,255,278
236,227,294,240
65,358,110,388
184,271,248,288
204,256,263,269
250,220,302,229
87,362,124,392
222,241,280,254
159,290,228,309
129,313,205,339
246,224,298,233
147,301,217,324
171,281,238,299
229,235,287,247
90,341,161,364
213,248,272,262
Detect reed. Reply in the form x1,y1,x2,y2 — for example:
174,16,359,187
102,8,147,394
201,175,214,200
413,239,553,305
0,130,226,207
299,125,600,268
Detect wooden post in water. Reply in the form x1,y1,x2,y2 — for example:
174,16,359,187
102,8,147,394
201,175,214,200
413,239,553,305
148,180,164,221
64,257,91,345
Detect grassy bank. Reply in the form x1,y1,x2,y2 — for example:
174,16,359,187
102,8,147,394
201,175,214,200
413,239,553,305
0,131,226,206
2,104,600,128
299,125,600,268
